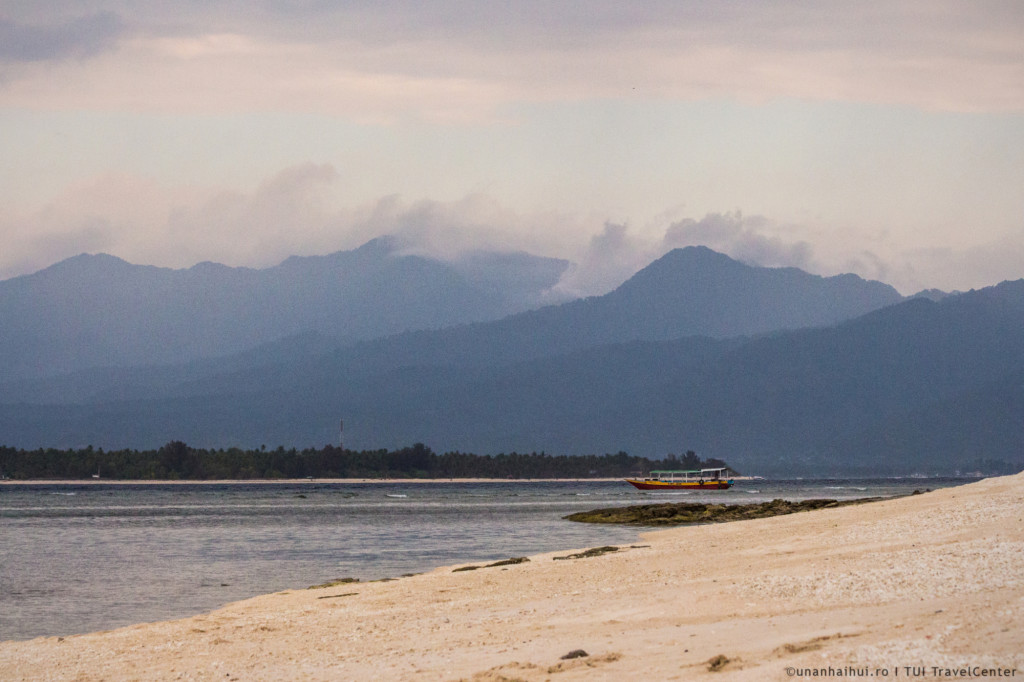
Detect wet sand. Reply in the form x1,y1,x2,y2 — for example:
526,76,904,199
2,472,1021,680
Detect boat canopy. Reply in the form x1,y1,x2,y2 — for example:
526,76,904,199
649,468,729,478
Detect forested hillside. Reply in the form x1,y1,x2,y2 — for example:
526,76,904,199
0,442,727,480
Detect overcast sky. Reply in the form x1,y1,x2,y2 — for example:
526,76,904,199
2,1,1023,294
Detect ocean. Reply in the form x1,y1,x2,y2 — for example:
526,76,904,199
0,477,969,641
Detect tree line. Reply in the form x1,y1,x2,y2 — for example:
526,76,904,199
0,442,731,480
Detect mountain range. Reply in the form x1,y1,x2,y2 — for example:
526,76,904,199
0,237,569,383
2,242,1021,476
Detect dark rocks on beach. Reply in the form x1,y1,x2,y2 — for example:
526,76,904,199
316,592,359,600
453,557,531,572
564,498,883,526
307,577,360,589
561,649,589,660
552,546,619,560
486,556,530,567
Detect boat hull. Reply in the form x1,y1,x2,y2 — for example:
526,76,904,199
625,479,732,491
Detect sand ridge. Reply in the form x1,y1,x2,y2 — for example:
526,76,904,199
2,473,1022,680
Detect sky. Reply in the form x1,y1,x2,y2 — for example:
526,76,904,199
1,1,1023,296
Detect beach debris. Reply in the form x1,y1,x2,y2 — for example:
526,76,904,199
560,649,589,659
317,592,359,600
471,654,621,679
706,654,730,672
307,577,359,589
453,557,530,572
470,661,540,679
552,546,619,560
565,498,883,526
546,653,622,674
774,632,860,655
486,557,530,567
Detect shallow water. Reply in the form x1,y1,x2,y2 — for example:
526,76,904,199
0,477,969,640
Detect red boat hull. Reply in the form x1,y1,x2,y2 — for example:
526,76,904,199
625,479,732,491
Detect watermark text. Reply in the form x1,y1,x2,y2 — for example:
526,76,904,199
785,665,1018,678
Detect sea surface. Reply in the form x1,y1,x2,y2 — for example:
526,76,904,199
0,477,970,641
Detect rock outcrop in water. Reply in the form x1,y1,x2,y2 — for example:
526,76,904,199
564,497,883,526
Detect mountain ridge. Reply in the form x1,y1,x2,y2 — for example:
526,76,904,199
5,245,1015,476
3,279,1022,473
1,245,906,406
0,239,569,382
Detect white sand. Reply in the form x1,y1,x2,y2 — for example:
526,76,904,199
3,473,1022,681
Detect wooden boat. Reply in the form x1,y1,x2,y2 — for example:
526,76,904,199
625,467,733,490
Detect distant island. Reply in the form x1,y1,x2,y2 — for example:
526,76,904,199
0,442,730,481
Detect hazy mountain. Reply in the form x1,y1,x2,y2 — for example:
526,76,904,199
307,281,1024,474
596,246,903,337
0,238,569,382
2,279,1021,475
241,245,904,375
1,246,902,405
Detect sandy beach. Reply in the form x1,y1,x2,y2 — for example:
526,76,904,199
2,473,1021,681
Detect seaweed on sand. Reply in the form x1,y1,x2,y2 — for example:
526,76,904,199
453,557,531,572
307,577,360,589
552,546,620,560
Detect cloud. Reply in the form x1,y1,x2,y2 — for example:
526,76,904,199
890,236,1024,294
663,212,814,270
0,173,191,279
0,166,567,280
0,13,123,63
2,163,1019,298
1,2,1021,114
551,222,655,298
162,163,341,265
0,164,628,294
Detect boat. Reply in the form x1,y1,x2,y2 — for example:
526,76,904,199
625,468,733,491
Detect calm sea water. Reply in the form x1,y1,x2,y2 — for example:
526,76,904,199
0,477,969,641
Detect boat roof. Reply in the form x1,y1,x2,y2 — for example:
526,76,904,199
649,468,729,475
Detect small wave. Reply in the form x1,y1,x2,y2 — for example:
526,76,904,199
385,494,408,498
825,486,845,489
49,492,78,496
745,490,760,494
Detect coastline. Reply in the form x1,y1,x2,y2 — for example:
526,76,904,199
2,472,1021,680
0,475,840,485
0,477,629,485
0,476,774,485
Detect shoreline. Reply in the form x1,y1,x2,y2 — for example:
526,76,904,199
0,475,771,485
2,472,1021,680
